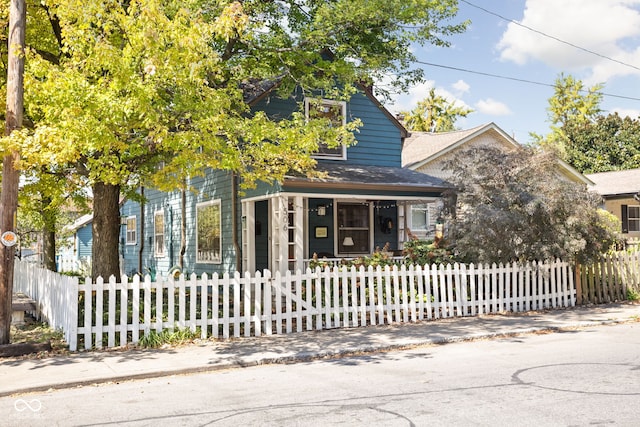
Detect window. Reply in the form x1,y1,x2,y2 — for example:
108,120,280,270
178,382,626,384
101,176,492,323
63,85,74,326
305,98,347,159
197,200,222,263
629,206,640,232
154,211,165,257
410,204,431,238
337,202,370,255
125,216,137,245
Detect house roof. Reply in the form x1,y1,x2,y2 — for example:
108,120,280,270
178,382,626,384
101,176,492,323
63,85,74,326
402,122,593,186
66,213,93,232
401,122,519,169
284,162,450,193
585,168,640,198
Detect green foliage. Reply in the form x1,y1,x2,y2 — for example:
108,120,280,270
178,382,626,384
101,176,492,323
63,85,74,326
137,327,198,349
627,287,640,302
401,87,473,132
350,243,398,268
403,234,455,265
532,73,603,158
442,146,619,264
563,113,640,173
9,0,469,193
0,0,468,276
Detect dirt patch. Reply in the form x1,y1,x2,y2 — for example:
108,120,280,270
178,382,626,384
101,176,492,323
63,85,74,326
8,315,69,359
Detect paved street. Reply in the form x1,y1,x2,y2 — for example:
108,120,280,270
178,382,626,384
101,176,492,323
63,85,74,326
3,321,640,426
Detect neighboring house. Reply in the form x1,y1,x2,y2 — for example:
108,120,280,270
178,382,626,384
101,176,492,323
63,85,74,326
401,122,592,238
586,168,640,239
119,85,450,278
57,213,93,272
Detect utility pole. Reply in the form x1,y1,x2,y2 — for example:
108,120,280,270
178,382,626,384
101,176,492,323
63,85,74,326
0,0,26,345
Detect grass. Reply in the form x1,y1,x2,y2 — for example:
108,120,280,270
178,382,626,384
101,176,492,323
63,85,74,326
137,327,199,348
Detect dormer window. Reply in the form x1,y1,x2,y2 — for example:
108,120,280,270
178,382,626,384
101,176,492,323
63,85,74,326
305,98,347,160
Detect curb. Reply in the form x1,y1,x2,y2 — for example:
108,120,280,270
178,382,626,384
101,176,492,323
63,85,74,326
2,318,631,398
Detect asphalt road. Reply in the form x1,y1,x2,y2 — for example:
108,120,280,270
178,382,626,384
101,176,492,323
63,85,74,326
4,322,640,427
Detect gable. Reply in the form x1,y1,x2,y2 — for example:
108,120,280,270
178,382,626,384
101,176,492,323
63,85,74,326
405,124,519,179
250,86,408,169
404,122,591,185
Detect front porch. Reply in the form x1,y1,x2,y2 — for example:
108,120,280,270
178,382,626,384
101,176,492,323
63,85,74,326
241,193,440,274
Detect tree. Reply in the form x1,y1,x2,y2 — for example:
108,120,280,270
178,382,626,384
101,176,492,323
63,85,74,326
0,0,25,345
401,87,473,132
532,73,603,158
564,113,640,173
441,146,619,264
9,0,468,280
0,1,79,273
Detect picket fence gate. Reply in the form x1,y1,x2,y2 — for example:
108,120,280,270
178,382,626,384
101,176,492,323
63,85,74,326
10,259,576,351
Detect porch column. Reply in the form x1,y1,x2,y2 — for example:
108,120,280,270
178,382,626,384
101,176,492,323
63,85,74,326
293,196,304,272
398,203,406,250
271,196,289,275
241,201,255,273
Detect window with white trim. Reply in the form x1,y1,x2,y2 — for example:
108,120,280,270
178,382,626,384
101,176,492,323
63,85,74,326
337,202,370,255
154,211,165,257
125,216,137,245
410,204,431,238
305,98,347,160
197,199,222,263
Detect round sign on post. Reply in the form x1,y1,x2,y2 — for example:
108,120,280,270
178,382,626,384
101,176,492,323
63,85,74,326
1,231,18,247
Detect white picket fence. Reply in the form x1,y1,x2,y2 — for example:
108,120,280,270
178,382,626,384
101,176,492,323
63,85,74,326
13,259,80,347
13,258,576,351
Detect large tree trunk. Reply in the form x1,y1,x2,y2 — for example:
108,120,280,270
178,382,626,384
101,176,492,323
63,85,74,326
41,195,57,271
0,0,26,345
42,228,56,271
91,182,121,281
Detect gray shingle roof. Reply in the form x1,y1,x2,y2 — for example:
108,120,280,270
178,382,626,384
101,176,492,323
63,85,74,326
285,162,450,191
585,168,640,197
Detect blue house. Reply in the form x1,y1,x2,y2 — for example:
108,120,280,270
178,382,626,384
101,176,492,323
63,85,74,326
119,85,449,277
57,213,93,273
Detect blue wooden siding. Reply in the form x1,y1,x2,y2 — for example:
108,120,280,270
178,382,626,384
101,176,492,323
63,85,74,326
76,224,92,259
120,199,140,276
342,92,403,167
252,90,403,169
120,169,240,278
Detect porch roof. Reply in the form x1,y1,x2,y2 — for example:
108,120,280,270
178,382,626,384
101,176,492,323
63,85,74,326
283,163,451,194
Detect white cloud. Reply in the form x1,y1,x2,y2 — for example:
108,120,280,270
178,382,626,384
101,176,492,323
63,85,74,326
497,0,640,81
388,81,436,114
452,79,470,95
611,107,640,119
475,98,513,116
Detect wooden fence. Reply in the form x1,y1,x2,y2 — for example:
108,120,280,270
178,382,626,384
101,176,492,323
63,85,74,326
576,250,640,304
13,259,79,347
14,259,576,351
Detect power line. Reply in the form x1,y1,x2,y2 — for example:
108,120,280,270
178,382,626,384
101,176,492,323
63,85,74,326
460,0,640,72
415,60,640,102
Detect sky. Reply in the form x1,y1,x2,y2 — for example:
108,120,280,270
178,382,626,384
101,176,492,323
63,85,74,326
384,0,640,143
